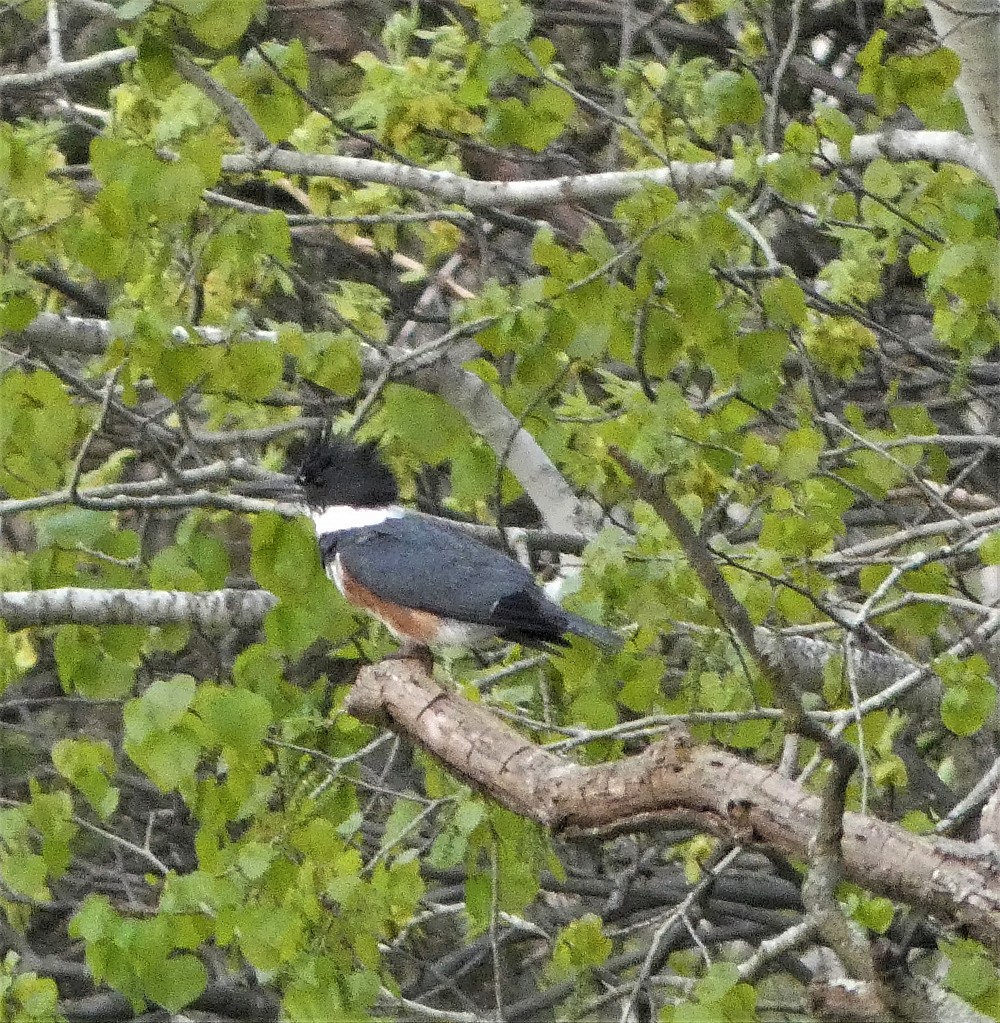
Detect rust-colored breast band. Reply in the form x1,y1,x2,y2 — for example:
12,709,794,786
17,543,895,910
337,561,445,643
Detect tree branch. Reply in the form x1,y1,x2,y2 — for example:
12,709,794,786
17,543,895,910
0,46,136,91
0,588,275,630
11,314,592,533
922,0,1000,199
217,129,989,207
0,586,932,713
344,658,1000,955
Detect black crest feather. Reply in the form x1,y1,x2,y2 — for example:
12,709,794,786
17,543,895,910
291,433,399,508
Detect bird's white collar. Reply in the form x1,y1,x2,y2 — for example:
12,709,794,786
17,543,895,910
310,504,405,534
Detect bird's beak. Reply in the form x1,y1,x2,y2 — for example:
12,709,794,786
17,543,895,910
232,474,304,502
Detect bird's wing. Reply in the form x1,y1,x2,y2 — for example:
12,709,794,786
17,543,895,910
328,517,572,643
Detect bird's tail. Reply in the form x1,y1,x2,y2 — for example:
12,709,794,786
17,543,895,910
563,612,623,651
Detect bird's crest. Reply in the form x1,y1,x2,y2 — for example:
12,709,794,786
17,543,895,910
290,432,400,508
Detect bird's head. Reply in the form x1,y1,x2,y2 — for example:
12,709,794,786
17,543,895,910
292,434,400,510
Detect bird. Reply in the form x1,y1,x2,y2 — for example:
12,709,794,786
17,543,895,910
290,434,622,658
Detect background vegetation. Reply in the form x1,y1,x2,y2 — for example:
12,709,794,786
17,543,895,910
3,0,1000,1019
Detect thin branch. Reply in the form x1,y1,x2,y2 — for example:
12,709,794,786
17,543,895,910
764,0,805,149
172,48,271,153
13,313,592,533
609,449,854,761
0,46,136,90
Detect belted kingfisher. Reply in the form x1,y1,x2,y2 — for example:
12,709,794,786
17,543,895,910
292,435,621,657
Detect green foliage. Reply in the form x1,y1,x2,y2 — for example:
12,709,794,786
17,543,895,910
374,384,474,463
840,884,894,934
0,371,77,498
250,514,354,655
804,317,877,380
857,30,963,125
54,626,142,699
52,739,119,820
545,914,612,982
0,952,62,1022
943,938,1000,1016
0,786,76,903
661,963,758,1022
213,43,308,140
936,654,996,736
2,0,1000,1018
703,69,764,126
123,675,203,793
179,0,265,50
70,896,209,1012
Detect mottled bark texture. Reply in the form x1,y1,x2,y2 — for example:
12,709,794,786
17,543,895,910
346,658,1000,953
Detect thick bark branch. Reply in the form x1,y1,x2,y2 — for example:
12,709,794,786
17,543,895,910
216,130,988,206
345,659,1000,954
0,588,275,630
0,587,931,712
923,0,1000,199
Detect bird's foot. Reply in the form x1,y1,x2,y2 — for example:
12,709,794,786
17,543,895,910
382,642,435,674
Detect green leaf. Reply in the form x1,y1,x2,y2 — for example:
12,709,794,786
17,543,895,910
143,954,207,1012
981,532,1000,566
805,316,876,380
155,159,206,223
224,905,304,971
693,962,740,1002
704,69,764,126
125,676,197,741
222,341,283,400
194,685,272,755
149,546,207,591
54,626,137,699
126,727,202,793
186,532,230,588
862,158,902,199
937,654,996,736
486,4,533,44
450,444,497,506
0,293,38,332
778,427,824,482
944,939,997,1001
35,508,113,549
2,853,50,901
123,676,203,791
300,333,362,395
815,105,855,157
382,799,424,853
152,345,219,402
52,738,120,819
27,787,76,876
762,277,808,327
11,972,60,1019
184,0,262,48
842,885,895,934
179,137,223,189
377,384,471,463
0,370,78,498
544,914,612,983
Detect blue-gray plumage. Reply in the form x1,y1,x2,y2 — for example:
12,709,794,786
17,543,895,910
291,434,621,653
321,515,619,648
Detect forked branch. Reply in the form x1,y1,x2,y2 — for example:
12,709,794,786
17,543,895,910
345,658,1000,954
